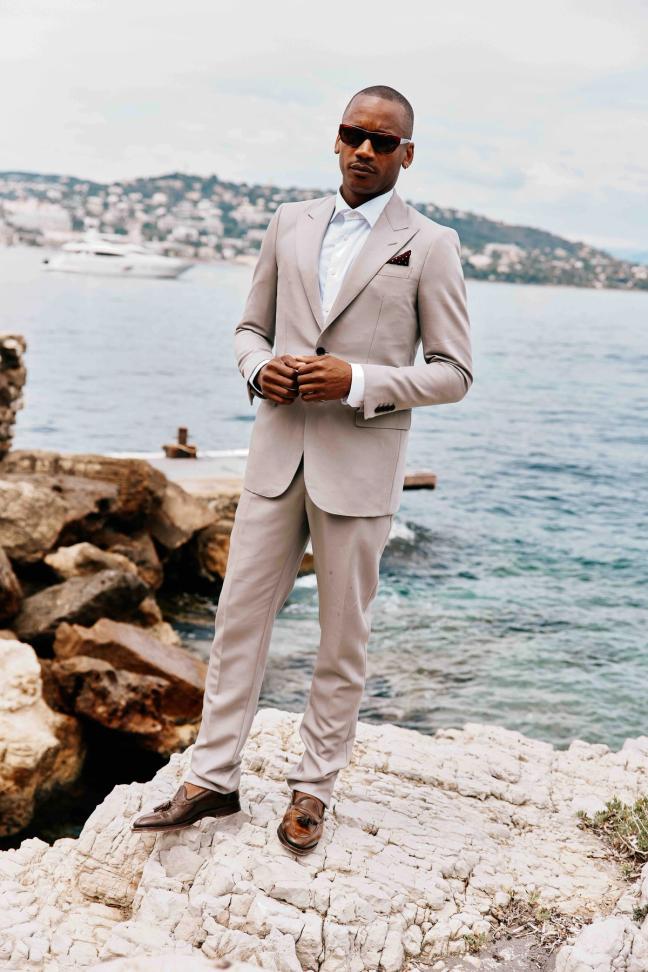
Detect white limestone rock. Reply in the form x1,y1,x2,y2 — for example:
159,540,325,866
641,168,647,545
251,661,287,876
1,710,648,970
0,639,85,836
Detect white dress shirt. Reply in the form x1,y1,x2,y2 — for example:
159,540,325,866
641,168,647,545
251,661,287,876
248,186,395,406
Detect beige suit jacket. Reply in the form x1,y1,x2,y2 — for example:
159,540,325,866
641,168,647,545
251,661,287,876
234,188,472,517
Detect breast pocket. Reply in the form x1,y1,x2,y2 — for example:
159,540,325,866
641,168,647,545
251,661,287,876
376,262,413,279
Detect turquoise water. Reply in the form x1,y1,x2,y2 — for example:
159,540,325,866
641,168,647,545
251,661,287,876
3,245,647,750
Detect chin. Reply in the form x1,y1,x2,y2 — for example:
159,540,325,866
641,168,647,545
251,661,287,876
347,175,378,194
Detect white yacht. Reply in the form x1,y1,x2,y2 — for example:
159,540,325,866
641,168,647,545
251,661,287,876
42,237,193,279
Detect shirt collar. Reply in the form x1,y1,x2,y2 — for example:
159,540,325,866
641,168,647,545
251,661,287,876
331,186,395,228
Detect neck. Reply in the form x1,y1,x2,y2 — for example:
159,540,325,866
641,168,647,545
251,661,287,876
340,184,393,209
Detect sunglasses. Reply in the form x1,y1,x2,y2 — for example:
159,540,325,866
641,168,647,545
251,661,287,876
338,123,412,155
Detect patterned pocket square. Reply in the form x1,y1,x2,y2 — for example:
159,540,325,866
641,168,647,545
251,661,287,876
386,249,411,266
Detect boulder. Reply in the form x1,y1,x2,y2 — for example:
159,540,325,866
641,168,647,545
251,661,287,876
49,655,200,756
53,618,206,718
2,451,167,523
0,638,84,837
0,470,144,563
2,711,648,969
130,596,183,648
147,481,216,550
45,542,137,579
50,654,199,756
13,569,149,645
0,478,70,563
0,547,22,621
105,530,164,589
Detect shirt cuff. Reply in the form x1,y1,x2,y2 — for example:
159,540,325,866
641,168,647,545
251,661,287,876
249,358,272,394
341,362,365,407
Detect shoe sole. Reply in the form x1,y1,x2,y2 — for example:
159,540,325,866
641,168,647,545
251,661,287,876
276,822,320,855
131,804,241,834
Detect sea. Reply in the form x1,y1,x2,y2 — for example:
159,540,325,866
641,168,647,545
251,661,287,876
3,244,647,752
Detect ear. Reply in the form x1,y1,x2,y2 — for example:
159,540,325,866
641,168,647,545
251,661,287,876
402,143,414,169
334,134,341,155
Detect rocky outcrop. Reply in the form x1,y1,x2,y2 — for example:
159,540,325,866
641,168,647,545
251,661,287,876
0,638,84,837
0,547,22,622
1,710,647,970
13,569,149,646
0,335,26,460
1,451,167,524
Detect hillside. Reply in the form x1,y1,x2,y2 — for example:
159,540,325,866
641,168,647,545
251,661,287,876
0,170,646,291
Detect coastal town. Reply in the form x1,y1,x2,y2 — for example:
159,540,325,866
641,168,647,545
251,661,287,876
1,169,646,291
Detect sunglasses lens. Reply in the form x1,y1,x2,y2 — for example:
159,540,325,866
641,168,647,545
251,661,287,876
338,125,363,147
338,125,400,154
372,133,400,154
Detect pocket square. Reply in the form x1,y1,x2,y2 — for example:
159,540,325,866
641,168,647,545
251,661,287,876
386,249,411,267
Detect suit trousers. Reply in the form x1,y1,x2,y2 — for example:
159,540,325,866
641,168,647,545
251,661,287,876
185,454,393,808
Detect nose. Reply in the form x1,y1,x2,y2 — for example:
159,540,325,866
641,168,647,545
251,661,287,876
355,139,374,159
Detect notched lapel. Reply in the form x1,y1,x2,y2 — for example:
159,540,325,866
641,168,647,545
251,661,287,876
296,195,336,330
323,191,420,329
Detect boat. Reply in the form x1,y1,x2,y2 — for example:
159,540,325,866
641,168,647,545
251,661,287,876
42,236,193,279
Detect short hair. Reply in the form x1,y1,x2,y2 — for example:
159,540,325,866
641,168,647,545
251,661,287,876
343,85,414,138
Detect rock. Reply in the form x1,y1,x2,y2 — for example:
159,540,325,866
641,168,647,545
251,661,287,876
0,546,22,621
52,654,169,731
0,478,70,563
0,638,84,837
0,470,145,564
105,531,164,590
193,521,231,582
2,451,167,523
147,481,216,550
44,542,137,580
50,655,197,754
127,597,185,649
2,711,648,969
0,334,27,459
13,570,149,646
53,618,206,718
555,916,635,971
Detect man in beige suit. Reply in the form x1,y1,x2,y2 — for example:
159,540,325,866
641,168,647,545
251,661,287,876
133,84,472,852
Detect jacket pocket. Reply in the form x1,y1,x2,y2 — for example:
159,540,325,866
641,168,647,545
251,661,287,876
376,262,413,279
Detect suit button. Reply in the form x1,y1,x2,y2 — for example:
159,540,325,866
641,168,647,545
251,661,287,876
316,346,326,355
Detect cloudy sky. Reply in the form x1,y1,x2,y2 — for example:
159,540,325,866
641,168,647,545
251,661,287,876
2,0,646,251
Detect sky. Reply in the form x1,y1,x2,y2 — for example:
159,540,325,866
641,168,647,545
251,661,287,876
2,0,647,251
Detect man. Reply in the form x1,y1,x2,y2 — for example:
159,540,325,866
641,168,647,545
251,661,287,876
132,84,472,853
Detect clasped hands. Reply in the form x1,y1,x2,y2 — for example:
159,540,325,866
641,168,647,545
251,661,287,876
256,353,352,405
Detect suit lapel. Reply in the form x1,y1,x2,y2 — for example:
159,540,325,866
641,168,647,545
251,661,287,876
322,190,420,330
296,194,336,330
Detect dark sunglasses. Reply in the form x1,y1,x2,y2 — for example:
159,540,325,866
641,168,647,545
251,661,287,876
338,123,412,155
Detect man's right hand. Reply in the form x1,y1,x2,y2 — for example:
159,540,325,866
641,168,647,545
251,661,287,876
257,354,302,404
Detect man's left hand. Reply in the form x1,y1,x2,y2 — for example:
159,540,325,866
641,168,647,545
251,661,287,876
294,355,352,402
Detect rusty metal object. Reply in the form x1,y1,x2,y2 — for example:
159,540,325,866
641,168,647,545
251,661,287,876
163,426,198,459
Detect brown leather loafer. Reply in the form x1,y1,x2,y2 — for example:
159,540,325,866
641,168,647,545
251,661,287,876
277,789,326,854
131,782,241,833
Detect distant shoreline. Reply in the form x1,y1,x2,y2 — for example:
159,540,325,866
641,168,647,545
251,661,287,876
3,240,648,293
